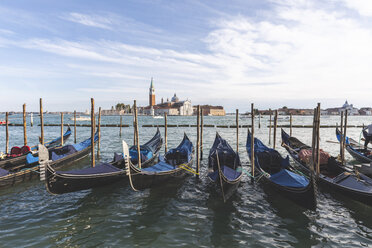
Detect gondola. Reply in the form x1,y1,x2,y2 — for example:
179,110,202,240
126,133,194,190
0,131,97,189
0,126,72,170
336,127,372,164
247,131,316,210
42,129,163,194
282,129,372,206
208,133,243,202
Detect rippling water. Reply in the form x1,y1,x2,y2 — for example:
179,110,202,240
0,114,372,247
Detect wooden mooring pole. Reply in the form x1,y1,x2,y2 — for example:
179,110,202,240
236,109,239,153
164,113,168,153
120,115,123,137
342,110,348,165
97,107,101,159
134,100,141,169
23,104,27,146
311,107,316,174
273,110,278,149
290,113,293,136
60,112,64,146
74,110,77,143
269,109,272,145
258,112,261,129
200,109,203,160
196,105,200,178
40,98,44,145
316,104,321,176
340,111,344,160
251,103,255,183
91,98,95,167
5,112,9,154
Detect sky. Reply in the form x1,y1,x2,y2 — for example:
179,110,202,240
0,0,372,113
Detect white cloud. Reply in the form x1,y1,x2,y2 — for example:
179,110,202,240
62,12,113,29
2,1,372,111
343,0,372,17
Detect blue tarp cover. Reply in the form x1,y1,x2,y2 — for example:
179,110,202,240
0,168,9,177
72,133,98,151
141,156,174,172
270,169,309,188
57,163,121,175
51,145,78,161
208,165,242,181
26,153,39,164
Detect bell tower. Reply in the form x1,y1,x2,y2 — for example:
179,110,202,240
149,77,155,106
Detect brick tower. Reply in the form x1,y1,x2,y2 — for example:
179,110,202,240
149,77,155,106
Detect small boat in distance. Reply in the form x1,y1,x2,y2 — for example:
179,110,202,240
153,115,164,119
69,116,91,121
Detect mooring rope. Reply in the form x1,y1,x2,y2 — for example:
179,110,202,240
179,164,199,175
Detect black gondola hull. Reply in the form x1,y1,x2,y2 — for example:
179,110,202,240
0,127,71,169
45,160,126,195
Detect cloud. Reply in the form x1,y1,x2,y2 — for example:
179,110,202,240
342,0,372,17
1,1,372,111
62,12,113,29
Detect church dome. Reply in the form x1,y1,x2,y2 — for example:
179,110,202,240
342,100,349,108
171,93,179,102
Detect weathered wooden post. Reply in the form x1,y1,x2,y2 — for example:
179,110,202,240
60,112,64,146
269,109,272,145
340,111,344,160
91,98,95,167
5,112,9,154
290,113,293,136
196,105,200,178
251,103,255,183
40,98,44,145
74,110,77,143
134,100,141,169
30,113,33,127
316,104,321,175
311,107,317,175
97,107,101,158
200,109,204,160
23,104,27,146
236,109,239,153
164,112,168,153
342,110,348,165
273,110,278,149
120,115,123,137
258,112,261,129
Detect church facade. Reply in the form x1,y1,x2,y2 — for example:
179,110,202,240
143,78,193,116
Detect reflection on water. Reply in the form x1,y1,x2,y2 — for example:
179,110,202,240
0,114,372,246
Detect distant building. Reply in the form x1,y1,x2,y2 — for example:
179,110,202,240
339,100,359,115
143,78,193,116
359,107,372,115
194,105,226,116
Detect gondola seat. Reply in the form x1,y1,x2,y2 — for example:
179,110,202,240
270,169,309,188
208,166,241,181
56,163,121,175
50,145,78,161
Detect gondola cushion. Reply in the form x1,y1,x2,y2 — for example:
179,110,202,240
141,160,174,172
51,145,78,161
56,163,121,175
26,153,39,164
208,166,242,181
270,169,309,188
0,168,9,177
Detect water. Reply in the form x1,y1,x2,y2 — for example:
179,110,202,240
0,114,372,247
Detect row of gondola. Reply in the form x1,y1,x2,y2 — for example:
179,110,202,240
1,126,372,211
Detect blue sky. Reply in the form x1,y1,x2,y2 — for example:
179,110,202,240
1,0,372,112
